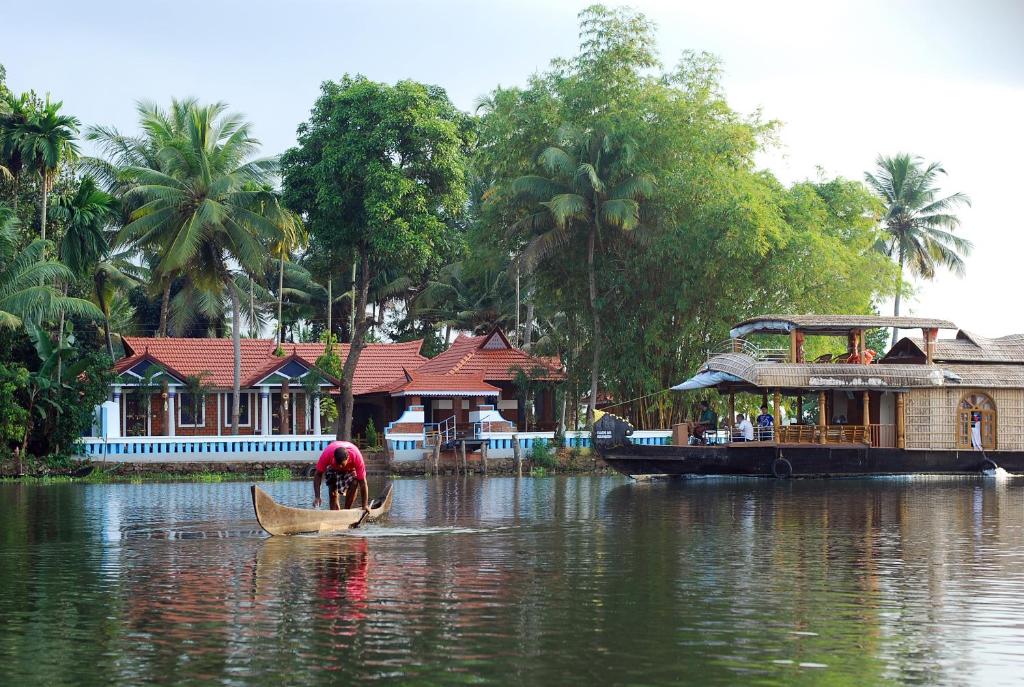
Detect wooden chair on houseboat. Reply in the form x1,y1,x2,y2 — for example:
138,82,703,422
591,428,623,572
812,353,834,363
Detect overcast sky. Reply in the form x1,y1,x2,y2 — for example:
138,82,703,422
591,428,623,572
5,0,1022,336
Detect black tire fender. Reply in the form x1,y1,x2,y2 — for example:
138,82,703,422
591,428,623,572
772,457,793,479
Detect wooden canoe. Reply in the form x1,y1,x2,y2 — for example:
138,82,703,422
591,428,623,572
251,483,393,536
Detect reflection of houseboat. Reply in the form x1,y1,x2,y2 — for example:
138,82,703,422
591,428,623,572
595,315,1024,477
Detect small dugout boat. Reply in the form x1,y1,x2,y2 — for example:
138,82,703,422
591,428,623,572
251,484,394,536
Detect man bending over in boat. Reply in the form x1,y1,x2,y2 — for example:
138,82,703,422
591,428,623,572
313,441,370,513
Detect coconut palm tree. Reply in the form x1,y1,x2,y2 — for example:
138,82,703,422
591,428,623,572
0,203,101,329
84,98,199,336
412,261,517,339
121,102,288,434
270,209,306,346
865,154,972,345
16,96,80,242
510,125,654,425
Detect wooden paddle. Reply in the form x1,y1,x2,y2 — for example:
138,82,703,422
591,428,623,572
351,507,372,529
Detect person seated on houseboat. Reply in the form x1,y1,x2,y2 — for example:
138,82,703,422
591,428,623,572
694,401,718,443
313,441,370,513
756,405,775,441
734,413,754,442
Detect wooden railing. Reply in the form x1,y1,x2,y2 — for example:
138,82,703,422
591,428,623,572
775,424,897,447
868,424,897,448
777,425,867,445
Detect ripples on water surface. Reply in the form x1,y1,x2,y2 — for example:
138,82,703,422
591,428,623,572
2,475,1024,685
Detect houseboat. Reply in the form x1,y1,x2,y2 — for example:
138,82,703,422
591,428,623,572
594,314,1024,477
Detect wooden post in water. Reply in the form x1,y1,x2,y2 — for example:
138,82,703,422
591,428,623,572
896,392,906,449
431,439,440,475
818,391,827,444
459,440,467,475
481,440,488,475
512,434,522,476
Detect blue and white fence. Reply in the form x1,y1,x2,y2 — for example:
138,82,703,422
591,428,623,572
78,435,337,462
387,429,671,462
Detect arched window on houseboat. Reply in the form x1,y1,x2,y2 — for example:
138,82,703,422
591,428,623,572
957,392,996,450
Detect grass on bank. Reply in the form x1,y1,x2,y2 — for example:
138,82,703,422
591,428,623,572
2,466,297,485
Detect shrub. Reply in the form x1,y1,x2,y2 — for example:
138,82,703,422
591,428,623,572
530,438,557,469
263,467,293,481
366,418,379,448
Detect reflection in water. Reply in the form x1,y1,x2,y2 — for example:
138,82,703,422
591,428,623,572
1,476,1023,685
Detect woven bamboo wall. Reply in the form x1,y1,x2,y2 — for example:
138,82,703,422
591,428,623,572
905,388,1024,451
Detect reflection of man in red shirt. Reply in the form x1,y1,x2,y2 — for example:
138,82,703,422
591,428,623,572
313,441,369,511
318,538,369,630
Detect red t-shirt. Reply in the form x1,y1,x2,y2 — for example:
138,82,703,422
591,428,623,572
315,440,366,480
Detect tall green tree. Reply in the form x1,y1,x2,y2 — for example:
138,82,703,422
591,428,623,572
85,98,198,336
121,102,288,434
282,75,471,440
864,153,972,345
511,127,654,424
16,96,80,242
51,176,131,359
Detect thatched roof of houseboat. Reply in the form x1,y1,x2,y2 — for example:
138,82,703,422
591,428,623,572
894,330,1024,364
731,314,957,338
938,364,1024,388
691,353,962,392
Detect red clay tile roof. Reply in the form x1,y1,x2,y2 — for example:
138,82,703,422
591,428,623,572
283,340,427,394
118,337,277,388
367,370,501,396
117,337,427,394
417,331,563,381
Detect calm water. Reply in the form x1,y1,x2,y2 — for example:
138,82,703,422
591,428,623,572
2,475,1024,686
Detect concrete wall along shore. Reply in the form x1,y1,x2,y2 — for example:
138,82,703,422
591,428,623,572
77,430,673,465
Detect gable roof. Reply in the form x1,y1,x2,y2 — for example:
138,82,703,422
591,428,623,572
417,330,563,381
285,340,427,394
117,337,427,392
118,338,278,389
885,330,1024,364
367,369,501,397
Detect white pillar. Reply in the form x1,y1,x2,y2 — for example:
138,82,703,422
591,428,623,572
260,387,271,436
167,389,176,437
313,395,322,435
107,385,123,438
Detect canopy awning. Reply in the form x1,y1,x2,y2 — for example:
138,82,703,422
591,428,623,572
670,371,743,391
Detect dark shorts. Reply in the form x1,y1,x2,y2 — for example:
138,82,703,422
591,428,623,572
325,468,357,494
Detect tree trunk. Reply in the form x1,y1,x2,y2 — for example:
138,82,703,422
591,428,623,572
95,273,116,361
514,264,521,346
277,254,285,344
349,256,357,335
230,282,242,435
337,246,371,441
40,174,48,242
326,277,332,338
524,300,535,351
891,246,905,348
586,226,601,427
158,277,171,338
